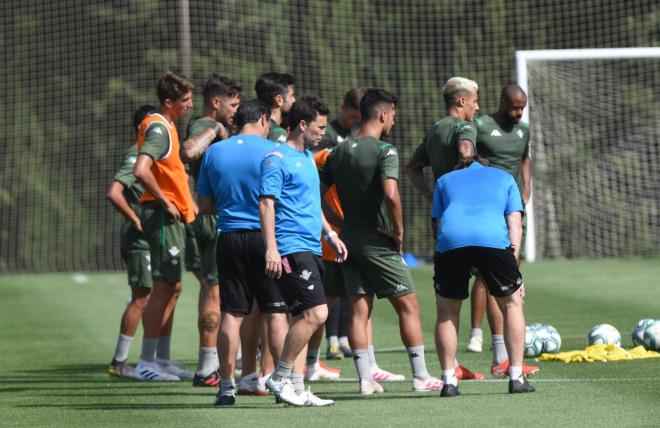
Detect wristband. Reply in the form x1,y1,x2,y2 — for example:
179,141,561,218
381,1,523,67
325,230,338,240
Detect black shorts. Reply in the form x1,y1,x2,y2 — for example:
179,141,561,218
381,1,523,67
277,252,326,317
217,230,287,314
433,246,522,300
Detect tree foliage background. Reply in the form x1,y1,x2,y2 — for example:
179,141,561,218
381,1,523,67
1,0,658,272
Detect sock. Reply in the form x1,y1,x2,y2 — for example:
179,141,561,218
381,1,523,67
509,365,523,380
470,328,483,338
406,345,431,380
197,347,218,376
328,336,339,347
156,336,171,361
306,348,320,367
291,373,305,396
220,378,236,395
339,336,350,348
139,338,158,363
367,345,377,369
442,369,457,386
113,334,133,362
353,349,373,381
271,361,293,382
492,334,508,364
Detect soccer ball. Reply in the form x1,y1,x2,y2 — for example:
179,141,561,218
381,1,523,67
543,324,562,353
587,324,621,346
524,325,544,357
528,322,545,331
632,319,655,347
643,320,660,351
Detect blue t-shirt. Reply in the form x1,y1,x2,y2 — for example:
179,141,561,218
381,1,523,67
197,134,276,231
432,162,523,253
259,143,322,256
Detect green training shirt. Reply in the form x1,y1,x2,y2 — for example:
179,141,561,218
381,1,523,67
319,136,400,253
321,118,351,147
113,144,144,213
185,116,223,180
475,114,530,192
411,116,477,180
268,118,288,143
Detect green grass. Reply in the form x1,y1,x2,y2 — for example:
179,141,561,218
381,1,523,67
1,259,659,427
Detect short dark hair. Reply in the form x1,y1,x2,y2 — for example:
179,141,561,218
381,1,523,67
156,71,194,103
132,105,156,132
288,96,330,130
454,155,490,170
234,99,271,130
255,72,295,107
203,74,242,107
343,88,365,109
360,89,398,121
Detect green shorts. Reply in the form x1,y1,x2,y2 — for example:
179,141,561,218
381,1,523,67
322,260,347,298
120,222,152,289
140,203,186,284
342,251,415,299
185,214,218,285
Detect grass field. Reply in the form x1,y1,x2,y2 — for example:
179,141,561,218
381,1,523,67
1,259,659,427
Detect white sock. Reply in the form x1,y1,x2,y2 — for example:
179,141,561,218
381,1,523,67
509,365,523,380
339,336,350,347
113,334,133,362
407,345,431,380
470,328,483,338
442,369,457,386
328,335,339,347
367,345,377,369
197,347,218,376
492,334,508,364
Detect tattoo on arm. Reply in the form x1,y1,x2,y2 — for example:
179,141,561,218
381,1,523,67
181,125,222,163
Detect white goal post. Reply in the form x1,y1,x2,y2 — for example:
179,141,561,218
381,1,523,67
515,47,660,262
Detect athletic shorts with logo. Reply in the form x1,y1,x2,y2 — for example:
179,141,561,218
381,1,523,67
139,202,187,284
277,252,326,316
434,246,522,300
322,260,347,298
217,230,287,314
185,214,218,285
342,248,415,299
120,222,152,289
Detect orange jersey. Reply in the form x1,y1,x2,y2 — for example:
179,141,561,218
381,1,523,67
136,113,195,223
314,148,344,261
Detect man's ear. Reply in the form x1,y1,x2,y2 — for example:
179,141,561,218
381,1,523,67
211,96,222,110
274,94,284,108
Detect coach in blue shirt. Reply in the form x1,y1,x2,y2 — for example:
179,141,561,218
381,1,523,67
197,99,289,406
431,156,535,396
259,96,347,407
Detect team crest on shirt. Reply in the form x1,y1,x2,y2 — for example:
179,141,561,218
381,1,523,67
299,269,312,281
277,134,286,143
490,129,502,137
385,148,397,156
168,246,180,256
516,129,524,139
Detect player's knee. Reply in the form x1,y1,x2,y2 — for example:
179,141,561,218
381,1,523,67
200,311,220,332
304,305,328,327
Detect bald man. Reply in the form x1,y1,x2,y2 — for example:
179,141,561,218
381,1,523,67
467,83,538,379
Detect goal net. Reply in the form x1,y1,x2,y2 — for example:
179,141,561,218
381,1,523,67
519,49,660,260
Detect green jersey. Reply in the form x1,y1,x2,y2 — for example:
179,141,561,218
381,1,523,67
411,116,477,180
185,116,223,180
319,136,400,253
113,145,149,251
113,145,144,213
475,114,530,192
268,118,288,143
321,118,351,147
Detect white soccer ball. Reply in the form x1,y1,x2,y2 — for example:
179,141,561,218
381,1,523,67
643,320,660,351
524,325,544,357
543,324,562,353
587,323,621,346
528,322,545,331
632,319,655,347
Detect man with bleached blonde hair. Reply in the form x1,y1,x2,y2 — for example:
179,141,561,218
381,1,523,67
405,76,484,381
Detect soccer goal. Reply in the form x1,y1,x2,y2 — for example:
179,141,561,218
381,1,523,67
516,48,660,261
